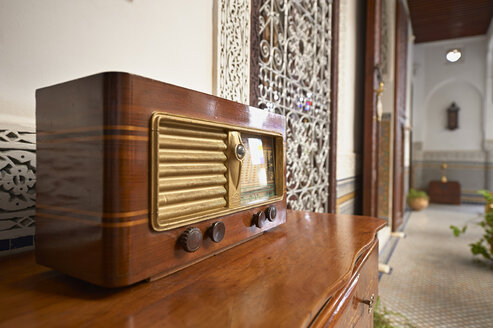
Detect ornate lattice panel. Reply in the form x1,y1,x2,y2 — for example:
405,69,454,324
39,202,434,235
0,129,36,254
256,0,332,212
214,0,251,104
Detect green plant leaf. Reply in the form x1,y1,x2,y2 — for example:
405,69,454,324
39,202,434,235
457,200,493,261
477,189,493,202
485,214,493,225
469,241,492,260
450,225,463,237
373,297,416,328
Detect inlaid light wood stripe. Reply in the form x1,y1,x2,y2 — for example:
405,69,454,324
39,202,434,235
37,125,148,136
159,150,227,162
159,163,227,176
36,204,148,219
158,197,226,221
160,186,227,206
159,135,227,150
38,135,148,143
36,212,148,227
159,174,227,191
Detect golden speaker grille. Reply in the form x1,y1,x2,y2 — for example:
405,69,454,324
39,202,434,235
150,113,284,232
152,117,228,230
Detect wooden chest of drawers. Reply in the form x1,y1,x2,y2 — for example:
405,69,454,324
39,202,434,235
428,181,461,204
313,241,379,327
0,211,385,327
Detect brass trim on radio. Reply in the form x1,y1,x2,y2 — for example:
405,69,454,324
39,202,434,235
150,112,285,232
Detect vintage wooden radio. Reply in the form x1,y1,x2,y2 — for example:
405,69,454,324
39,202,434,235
35,72,286,287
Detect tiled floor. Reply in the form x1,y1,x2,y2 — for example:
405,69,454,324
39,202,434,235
378,204,493,328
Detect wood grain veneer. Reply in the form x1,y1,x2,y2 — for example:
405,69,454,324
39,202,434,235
363,0,382,218
0,211,386,327
311,240,379,327
408,0,493,43
35,72,287,287
392,0,409,232
328,0,340,214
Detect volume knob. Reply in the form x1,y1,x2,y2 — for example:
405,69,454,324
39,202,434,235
265,206,277,222
209,221,226,243
253,211,267,228
179,227,202,252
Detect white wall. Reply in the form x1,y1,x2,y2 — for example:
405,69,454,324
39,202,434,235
0,0,367,178
412,45,425,142
381,0,396,115
404,25,413,167
484,24,493,143
412,35,487,151
336,0,365,180
0,0,214,130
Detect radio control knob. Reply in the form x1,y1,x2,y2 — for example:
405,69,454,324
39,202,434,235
179,227,202,252
209,221,226,243
253,211,266,228
235,144,246,160
265,206,277,222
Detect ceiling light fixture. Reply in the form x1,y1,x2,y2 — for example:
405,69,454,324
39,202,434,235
446,49,462,63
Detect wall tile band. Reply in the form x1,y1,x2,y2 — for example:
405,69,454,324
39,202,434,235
336,176,361,214
412,159,493,203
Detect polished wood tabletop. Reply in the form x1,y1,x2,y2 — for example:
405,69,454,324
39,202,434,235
0,211,386,328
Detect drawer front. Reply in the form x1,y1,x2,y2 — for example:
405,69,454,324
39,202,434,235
333,244,379,328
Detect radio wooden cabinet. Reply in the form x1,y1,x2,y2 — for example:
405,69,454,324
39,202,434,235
0,211,386,327
35,72,287,287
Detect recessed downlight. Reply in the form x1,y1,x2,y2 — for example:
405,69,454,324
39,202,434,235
446,49,462,63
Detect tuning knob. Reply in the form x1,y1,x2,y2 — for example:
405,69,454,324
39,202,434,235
265,206,277,222
209,221,226,243
253,211,266,228
235,144,246,160
179,227,202,252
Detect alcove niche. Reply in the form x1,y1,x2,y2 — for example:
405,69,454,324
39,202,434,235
423,79,482,151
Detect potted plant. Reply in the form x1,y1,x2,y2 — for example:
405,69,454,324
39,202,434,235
407,188,429,211
479,189,493,215
450,190,493,261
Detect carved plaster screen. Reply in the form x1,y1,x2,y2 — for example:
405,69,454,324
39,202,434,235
214,0,251,104
255,0,332,212
0,129,36,254
215,0,333,212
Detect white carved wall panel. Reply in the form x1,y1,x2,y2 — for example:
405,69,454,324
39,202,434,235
0,129,36,254
214,0,251,104
256,0,333,212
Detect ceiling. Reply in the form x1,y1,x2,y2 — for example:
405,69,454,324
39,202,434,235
407,0,493,43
